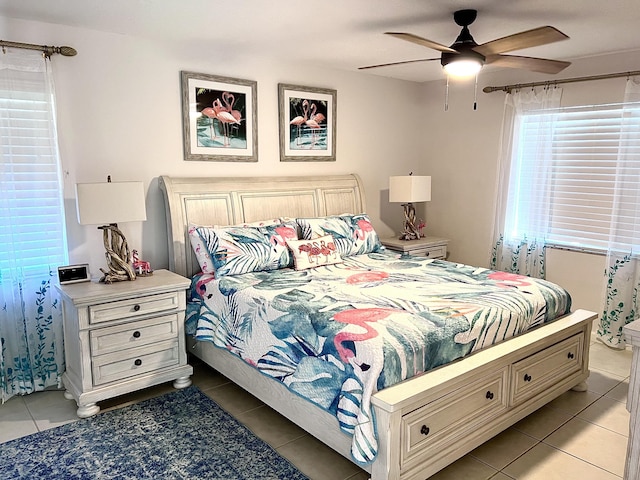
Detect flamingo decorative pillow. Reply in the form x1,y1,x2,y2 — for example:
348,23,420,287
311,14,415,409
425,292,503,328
286,235,343,270
189,220,297,277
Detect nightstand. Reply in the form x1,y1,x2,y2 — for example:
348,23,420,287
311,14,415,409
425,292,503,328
381,236,449,259
56,269,193,418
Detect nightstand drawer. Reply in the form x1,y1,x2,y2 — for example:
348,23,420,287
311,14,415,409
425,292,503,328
91,339,180,385
88,291,182,325
423,245,447,259
89,314,180,356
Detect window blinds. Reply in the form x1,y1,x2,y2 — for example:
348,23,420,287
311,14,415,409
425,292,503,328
0,58,67,278
508,102,640,252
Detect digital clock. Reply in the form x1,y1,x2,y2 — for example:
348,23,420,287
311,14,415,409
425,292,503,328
58,264,91,285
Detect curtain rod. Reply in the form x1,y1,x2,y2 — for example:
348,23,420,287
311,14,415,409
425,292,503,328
483,70,640,94
0,40,77,57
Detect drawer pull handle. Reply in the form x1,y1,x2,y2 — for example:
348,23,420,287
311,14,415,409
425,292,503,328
567,352,575,359
524,374,532,382
420,425,430,436
133,304,141,312
133,331,141,338
134,359,142,366
486,391,494,400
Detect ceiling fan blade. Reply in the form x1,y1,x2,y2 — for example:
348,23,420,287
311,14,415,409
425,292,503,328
485,54,571,74
473,26,569,56
359,58,440,70
385,32,458,53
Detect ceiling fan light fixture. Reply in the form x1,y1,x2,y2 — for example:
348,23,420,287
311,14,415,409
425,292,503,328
443,58,483,77
361,9,572,80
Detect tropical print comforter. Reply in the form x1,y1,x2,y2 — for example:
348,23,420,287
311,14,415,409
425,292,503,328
186,252,571,465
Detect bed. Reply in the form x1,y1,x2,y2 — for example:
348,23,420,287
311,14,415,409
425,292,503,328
159,173,596,480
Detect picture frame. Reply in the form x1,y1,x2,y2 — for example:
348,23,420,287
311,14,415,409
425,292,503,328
278,83,336,162
181,71,258,162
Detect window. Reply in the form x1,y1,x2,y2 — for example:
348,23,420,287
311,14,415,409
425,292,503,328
0,56,67,279
1,50,68,401
504,101,640,252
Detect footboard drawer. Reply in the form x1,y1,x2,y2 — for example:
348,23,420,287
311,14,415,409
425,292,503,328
510,333,583,405
401,367,509,467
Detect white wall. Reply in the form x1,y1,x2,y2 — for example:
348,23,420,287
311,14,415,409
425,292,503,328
420,50,640,314
3,16,427,277
5,14,639,316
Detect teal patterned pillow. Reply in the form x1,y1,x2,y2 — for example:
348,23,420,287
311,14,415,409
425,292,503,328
296,216,354,257
188,218,282,274
189,223,216,274
296,214,383,257
342,213,384,255
192,221,298,277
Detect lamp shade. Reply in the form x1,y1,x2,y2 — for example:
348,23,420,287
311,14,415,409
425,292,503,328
76,181,147,225
389,176,431,203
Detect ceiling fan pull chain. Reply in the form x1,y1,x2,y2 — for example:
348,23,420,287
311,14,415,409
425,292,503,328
473,73,479,110
445,74,450,111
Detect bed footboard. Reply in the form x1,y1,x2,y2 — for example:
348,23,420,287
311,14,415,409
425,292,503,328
189,309,594,480
370,309,595,480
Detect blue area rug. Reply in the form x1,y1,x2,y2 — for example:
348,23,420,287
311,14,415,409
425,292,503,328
0,386,309,479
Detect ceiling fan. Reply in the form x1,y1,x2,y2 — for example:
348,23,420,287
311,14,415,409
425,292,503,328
360,9,571,77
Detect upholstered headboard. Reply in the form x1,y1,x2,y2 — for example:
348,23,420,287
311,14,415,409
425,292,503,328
159,174,366,278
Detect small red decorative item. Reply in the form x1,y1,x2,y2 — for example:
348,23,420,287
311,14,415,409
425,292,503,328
131,250,153,276
418,220,426,238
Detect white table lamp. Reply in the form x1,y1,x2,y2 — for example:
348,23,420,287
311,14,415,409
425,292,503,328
389,175,431,240
76,177,147,283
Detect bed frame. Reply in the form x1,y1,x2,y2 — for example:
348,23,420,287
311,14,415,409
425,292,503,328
159,174,596,480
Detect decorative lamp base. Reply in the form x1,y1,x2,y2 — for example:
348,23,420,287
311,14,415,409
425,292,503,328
399,203,424,241
98,224,137,283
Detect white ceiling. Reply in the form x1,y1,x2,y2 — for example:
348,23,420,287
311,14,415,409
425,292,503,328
1,0,639,83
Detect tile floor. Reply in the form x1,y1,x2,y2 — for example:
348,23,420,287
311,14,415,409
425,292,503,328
0,326,633,480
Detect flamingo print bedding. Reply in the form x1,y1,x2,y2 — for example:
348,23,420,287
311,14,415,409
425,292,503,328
186,251,571,465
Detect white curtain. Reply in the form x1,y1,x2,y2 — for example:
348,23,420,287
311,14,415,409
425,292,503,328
598,77,640,349
490,87,563,278
0,49,67,401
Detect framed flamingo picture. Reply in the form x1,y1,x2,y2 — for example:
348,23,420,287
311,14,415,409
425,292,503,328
181,71,258,162
278,83,336,162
